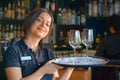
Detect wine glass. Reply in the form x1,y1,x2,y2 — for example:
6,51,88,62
69,30,81,56
82,28,94,57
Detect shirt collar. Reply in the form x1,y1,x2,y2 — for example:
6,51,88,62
19,38,29,51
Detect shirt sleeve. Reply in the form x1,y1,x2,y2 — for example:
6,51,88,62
3,45,21,68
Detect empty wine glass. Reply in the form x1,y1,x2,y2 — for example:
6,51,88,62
82,28,94,57
69,30,81,56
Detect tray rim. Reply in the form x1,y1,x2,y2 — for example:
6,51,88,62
54,56,109,68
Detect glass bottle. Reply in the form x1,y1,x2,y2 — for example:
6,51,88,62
0,24,2,40
76,11,81,25
45,0,50,10
62,8,67,25
88,0,92,16
11,3,15,19
103,0,108,16
57,8,62,24
7,3,12,19
92,0,98,17
108,0,114,16
51,0,56,13
34,0,41,11
9,24,14,39
95,33,101,49
58,31,64,45
114,0,120,15
64,31,69,45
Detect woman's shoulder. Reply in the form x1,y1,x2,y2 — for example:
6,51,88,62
42,44,54,51
5,39,25,53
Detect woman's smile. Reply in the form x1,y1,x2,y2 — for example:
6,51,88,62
37,27,45,33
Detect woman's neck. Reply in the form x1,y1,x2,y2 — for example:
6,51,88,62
24,35,41,51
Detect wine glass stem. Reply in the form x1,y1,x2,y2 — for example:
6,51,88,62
86,46,89,57
73,48,76,56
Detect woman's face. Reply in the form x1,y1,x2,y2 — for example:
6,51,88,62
29,12,52,39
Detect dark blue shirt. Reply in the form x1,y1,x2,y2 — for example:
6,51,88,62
3,39,55,80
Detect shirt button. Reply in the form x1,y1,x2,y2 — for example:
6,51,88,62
31,49,34,53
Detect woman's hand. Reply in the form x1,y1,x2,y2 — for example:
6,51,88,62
40,60,63,74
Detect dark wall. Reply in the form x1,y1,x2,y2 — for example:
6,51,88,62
86,17,110,38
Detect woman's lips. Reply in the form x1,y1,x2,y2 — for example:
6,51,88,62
37,27,45,33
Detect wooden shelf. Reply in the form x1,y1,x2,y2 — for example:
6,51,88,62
0,19,24,25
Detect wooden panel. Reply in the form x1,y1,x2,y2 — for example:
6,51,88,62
58,68,91,80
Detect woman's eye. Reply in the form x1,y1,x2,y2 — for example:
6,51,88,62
46,23,50,27
36,18,43,22
36,19,40,21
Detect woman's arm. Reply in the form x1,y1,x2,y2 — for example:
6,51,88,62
5,67,45,80
5,60,63,80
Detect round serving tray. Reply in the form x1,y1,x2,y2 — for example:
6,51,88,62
54,56,109,67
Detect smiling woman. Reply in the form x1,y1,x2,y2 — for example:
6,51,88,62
3,8,74,80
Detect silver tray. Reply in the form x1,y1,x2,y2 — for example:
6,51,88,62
54,56,109,67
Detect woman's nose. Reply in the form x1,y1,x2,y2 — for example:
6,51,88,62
40,22,46,27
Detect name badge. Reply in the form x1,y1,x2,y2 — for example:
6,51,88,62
21,56,32,61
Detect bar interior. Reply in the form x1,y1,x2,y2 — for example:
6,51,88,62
0,0,120,80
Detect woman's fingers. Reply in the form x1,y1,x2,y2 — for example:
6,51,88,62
53,64,64,69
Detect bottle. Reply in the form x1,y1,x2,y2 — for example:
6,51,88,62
88,0,92,16
57,8,62,24
0,24,2,40
76,11,81,25
34,0,41,11
17,25,21,40
45,0,50,10
58,31,64,45
11,3,15,19
2,26,6,40
13,25,17,38
4,7,8,19
25,0,30,17
21,1,25,19
81,14,86,25
118,72,120,80
98,0,104,16
95,34,101,49
0,7,3,19
16,0,21,19
108,0,114,16
9,24,14,39
103,0,108,16
51,0,56,13
114,0,119,15
64,31,69,45
5,24,10,40
66,9,72,25
62,8,67,25
6,3,12,19
71,10,76,25
92,0,98,17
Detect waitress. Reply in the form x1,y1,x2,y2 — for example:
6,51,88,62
3,8,74,80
